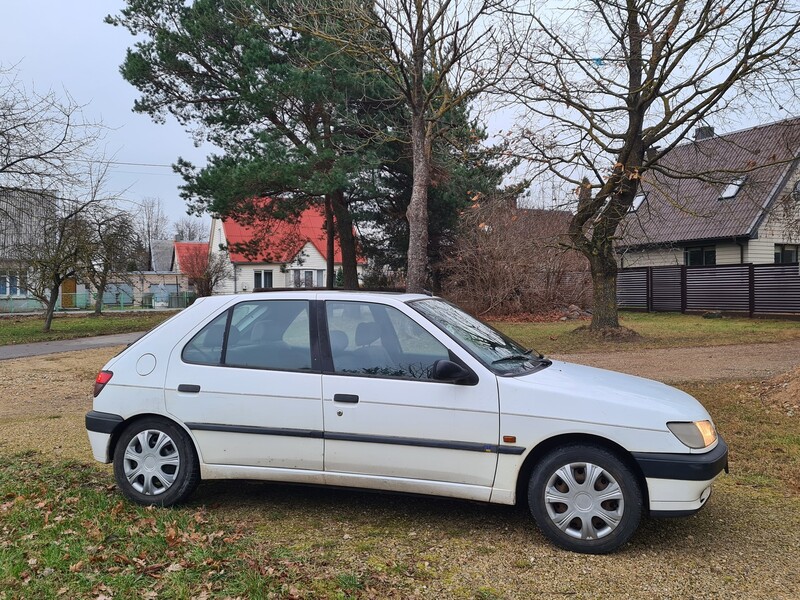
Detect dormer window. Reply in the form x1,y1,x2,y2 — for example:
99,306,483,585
630,192,647,212
719,176,746,200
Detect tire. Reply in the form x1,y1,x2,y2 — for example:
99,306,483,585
528,444,642,554
113,417,200,507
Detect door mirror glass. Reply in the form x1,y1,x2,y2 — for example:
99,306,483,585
432,359,474,384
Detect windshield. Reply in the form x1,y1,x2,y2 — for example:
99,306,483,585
411,298,547,375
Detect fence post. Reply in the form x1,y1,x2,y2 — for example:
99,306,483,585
680,266,687,313
749,263,755,318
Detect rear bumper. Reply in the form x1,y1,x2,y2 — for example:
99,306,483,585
633,437,728,517
85,411,123,463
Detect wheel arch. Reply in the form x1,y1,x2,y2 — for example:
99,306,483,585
514,433,650,511
108,413,201,466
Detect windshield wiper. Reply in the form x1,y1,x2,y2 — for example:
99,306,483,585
492,349,535,364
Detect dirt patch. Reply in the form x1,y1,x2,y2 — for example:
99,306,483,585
554,339,800,383
758,366,800,418
570,324,642,341
0,346,122,461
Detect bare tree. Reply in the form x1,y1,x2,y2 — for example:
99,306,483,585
18,161,117,331
442,199,590,315
135,197,170,270
292,0,514,292
83,208,138,315
507,0,800,330
178,244,231,297
0,65,102,222
174,215,209,241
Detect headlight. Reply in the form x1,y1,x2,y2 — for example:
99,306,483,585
667,420,717,449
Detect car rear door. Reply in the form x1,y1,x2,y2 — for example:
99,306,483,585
320,299,500,497
164,298,323,470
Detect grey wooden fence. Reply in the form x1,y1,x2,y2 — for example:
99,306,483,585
617,263,800,315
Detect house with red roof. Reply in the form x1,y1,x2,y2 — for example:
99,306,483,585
209,204,365,293
172,241,211,275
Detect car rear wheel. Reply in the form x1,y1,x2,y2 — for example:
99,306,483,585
113,418,200,507
528,445,642,554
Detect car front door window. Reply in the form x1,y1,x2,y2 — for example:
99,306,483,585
325,301,450,379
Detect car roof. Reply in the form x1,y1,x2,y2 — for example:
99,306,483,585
212,290,433,303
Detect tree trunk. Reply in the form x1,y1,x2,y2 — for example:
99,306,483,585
43,283,60,332
406,114,430,293
94,274,108,315
588,253,620,330
324,195,335,289
330,190,359,289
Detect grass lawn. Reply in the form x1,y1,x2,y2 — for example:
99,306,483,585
0,311,175,346
495,311,800,355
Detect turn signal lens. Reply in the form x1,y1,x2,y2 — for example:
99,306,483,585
667,420,717,449
94,370,113,397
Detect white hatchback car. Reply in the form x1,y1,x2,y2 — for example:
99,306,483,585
86,291,727,553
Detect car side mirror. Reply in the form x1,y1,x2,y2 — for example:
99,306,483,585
432,359,475,384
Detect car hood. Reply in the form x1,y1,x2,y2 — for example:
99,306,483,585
498,360,712,431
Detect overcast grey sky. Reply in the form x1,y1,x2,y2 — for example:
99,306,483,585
0,0,212,224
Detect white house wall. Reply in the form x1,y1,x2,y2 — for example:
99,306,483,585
619,242,744,267
619,247,683,268
212,223,366,292
747,171,800,263
209,218,236,295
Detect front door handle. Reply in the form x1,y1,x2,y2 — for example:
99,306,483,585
333,394,359,403
177,384,201,393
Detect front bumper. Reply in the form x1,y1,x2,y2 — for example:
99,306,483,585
633,436,729,517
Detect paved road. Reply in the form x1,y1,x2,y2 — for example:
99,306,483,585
0,332,144,361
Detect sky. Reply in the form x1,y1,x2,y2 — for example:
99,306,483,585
0,0,212,226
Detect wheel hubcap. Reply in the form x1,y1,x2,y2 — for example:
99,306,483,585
123,429,180,496
544,462,624,540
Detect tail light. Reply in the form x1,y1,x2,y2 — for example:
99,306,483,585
94,370,113,397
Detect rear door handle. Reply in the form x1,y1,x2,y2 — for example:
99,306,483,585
177,384,201,393
333,394,359,403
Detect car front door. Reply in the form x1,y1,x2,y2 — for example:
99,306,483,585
165,299,323,471
321,299,500,497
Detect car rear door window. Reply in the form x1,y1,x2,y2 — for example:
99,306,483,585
183,300,312,371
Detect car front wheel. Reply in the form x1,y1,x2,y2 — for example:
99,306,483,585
528,444,642,554
113,418,200,507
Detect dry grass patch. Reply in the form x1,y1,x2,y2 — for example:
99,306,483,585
681,373,800,496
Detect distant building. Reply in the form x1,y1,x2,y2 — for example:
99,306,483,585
210,204,366,293
617,118,800,267
0,188,57,311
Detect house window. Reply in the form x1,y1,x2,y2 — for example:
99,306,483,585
317,270,324,287
775,244,799,264
304,270,314,288
685,246,716,266
293,270,301,287
629,192,647,212
9,275,18,295
254,270,274,289
719,177,746,200
0,275,6,295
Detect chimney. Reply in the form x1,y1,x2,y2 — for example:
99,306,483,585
694,126,715,141
645,146,661,161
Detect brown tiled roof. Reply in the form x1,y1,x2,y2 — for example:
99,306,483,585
618,118,800,248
